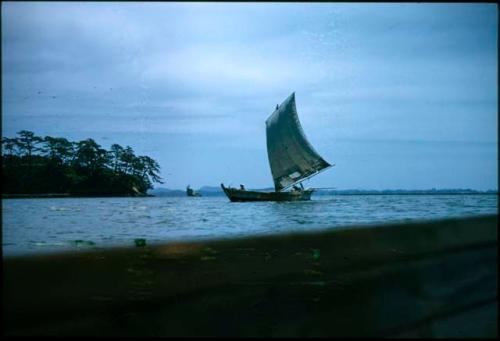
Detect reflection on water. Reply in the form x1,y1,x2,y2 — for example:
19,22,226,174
2,194,498,256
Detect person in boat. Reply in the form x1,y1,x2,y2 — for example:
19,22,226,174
276,104,279,110
293,185,301,192
240,184,246,191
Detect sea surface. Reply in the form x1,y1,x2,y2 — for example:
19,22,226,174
2,194,498,257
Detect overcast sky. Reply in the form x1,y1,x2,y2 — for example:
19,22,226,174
2,2,498,190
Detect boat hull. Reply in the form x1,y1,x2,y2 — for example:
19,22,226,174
221,184,313,202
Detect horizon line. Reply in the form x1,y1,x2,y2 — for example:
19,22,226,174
152,186,498,192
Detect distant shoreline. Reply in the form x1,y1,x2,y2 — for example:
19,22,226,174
149,187,498,197
318,192,499,196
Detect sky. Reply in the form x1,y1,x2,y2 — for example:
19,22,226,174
2,2,498,190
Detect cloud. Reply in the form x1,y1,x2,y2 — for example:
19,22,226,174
2,2,497,189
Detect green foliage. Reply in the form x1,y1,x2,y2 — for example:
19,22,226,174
1,131,163,196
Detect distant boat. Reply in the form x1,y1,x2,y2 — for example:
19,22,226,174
221,92,333,202
186,185,201,197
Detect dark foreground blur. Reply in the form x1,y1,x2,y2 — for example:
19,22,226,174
3,215,498,337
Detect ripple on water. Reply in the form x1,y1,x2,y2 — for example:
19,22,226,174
50,206,80,212
2,194,497,256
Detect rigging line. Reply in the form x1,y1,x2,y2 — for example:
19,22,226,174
280,164,335,192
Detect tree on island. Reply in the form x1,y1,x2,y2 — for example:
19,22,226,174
1,131,163,196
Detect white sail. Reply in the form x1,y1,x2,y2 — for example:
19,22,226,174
265,92,331,192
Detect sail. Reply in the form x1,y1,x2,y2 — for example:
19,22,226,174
266,92,331,191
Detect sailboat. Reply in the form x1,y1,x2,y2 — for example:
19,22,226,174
221,92,333,202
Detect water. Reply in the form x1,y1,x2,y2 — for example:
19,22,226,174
2,194,498,257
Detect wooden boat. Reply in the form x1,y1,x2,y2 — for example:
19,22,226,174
221,184,313,202
222,92,333,202
186,185,201,197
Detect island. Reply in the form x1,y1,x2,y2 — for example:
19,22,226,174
2,130,163,197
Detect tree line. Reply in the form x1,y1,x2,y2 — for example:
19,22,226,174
2,130,163,196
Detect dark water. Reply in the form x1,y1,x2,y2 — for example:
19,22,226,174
2,194,498,256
